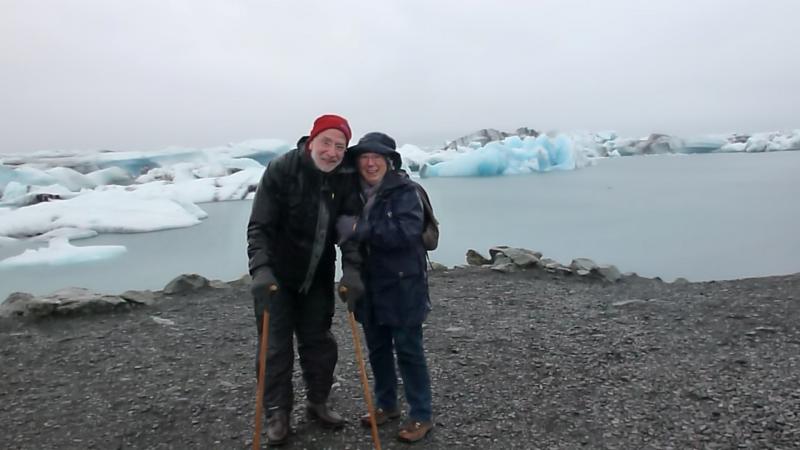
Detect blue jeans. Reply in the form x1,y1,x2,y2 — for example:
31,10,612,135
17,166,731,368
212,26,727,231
362,322,432,422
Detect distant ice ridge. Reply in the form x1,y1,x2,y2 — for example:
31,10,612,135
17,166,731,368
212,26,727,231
406,128,800,178
416,134,590,178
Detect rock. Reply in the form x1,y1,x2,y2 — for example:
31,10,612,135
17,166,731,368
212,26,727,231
466,249,491,266
489,247,541,268
151,316,176,326
429,261,448,271
0,292,36,318
120,290,157,306
540,258,559,268
613,298,668,307
540,258,563,273
515,127,539,138
612,299,648,307
556,266,573,276
163,274,210,294
673,277,690,284
47,288,129,315
209,280,230,289
490,263,517,273
488,246,509,261
444,128,511,150
576,269,591,276
228,274,251,288
570,258,599,272
492,254,513,266
2,288,132,318
593,265,622,283
443,127,539,150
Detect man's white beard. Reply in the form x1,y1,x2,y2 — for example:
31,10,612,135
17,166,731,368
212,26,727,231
311,151,340,173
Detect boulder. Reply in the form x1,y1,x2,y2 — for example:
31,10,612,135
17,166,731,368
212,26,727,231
55,290,129,315
490,263,517,273
466,249,491,266
570,258,599,272
0,292,37,318
163,274,210,294
120,290,157,306
489,246,541,267
2,288,130,318
594,265,622,283
429,261,448,271
540,258,564,273
209,280,231,289
444,128,511,150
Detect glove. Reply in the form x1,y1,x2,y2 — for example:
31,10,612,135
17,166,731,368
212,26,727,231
251,268,279,317
338,268,365,312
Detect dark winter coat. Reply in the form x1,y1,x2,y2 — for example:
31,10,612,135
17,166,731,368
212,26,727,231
247,137,357,291
345,170,431,327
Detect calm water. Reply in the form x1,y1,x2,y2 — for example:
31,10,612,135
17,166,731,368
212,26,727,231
1,152,799,300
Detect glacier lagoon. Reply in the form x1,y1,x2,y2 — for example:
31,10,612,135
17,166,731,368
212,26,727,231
1,151,799,300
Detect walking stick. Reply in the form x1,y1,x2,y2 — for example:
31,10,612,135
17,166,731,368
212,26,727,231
253,285,277,450
340,286,382,450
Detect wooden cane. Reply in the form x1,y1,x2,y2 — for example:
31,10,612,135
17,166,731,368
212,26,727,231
253,285,277,450
341,286,382,450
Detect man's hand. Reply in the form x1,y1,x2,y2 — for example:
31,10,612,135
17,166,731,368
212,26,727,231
251,268,279,317
338,268,364,312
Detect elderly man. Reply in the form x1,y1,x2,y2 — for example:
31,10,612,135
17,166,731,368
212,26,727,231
247,114,365,446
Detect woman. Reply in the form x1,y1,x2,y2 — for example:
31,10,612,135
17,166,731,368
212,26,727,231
338,132,433,443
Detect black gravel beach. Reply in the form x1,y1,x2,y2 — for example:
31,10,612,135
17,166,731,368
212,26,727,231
1,267,799,449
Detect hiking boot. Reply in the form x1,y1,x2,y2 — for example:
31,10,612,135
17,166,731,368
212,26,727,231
397,420,433,443
360,407,401,427
306,401,345,429
266,409,289,446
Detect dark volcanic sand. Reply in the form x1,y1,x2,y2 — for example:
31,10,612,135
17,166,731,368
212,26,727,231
1,267,799,449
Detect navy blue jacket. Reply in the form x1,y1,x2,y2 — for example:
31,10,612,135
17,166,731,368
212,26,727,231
346,171,431,327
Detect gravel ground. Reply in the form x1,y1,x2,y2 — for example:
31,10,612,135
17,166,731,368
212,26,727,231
1,267,799,449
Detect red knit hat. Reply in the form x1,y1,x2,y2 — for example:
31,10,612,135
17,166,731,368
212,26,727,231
308,114,352,147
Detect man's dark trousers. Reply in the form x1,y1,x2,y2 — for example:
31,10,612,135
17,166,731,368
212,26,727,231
254,275,337,415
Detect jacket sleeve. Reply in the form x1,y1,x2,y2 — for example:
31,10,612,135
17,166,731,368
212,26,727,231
338,182,364,272
363,186,424,251
246,160,282,276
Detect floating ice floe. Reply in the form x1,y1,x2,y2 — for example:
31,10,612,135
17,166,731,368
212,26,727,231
0,237,126,269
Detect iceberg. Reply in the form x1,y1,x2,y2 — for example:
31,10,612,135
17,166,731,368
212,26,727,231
0,189,206,238
0,237,126,269
419,134,585,178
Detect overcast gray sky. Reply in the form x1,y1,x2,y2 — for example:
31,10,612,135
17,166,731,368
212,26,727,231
1,0,798,153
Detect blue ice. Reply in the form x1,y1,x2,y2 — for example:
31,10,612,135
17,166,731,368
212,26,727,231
420,134,577,178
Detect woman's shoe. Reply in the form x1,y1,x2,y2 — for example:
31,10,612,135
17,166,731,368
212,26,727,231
360,408,401,427
397,420,433,443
